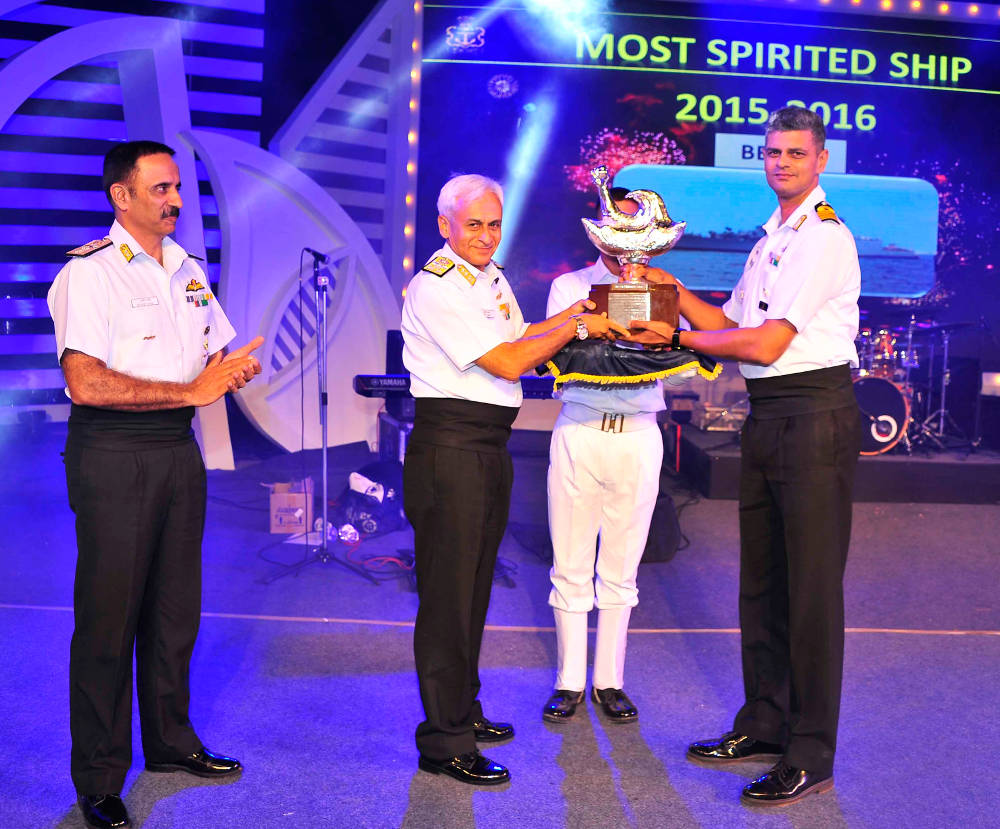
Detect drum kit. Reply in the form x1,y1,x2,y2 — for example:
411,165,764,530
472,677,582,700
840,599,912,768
853,315,973,455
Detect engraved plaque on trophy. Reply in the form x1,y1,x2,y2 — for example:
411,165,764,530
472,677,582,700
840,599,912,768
589,282,679,329
579,165,686,330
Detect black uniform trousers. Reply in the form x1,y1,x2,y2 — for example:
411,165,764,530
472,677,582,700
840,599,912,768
403,397,518,761
732,365,861,778
64,406,205,795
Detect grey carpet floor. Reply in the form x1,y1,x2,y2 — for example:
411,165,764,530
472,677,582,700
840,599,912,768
1,424,998,828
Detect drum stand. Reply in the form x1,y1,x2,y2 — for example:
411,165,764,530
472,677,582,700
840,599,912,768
913,329,969,450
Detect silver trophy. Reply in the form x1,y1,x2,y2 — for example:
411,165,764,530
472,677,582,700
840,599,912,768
581,165,684,328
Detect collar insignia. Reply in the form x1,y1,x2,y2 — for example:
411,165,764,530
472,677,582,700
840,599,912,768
456,264,477,286
119,243,134,262
792,215,807,231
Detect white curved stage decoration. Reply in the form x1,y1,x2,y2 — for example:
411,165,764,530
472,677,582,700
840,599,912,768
184,129,399,452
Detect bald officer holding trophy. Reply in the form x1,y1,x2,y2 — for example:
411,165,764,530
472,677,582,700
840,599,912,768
401,173,628,785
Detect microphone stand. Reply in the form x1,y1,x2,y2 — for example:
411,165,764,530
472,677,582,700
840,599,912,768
261,248,376,585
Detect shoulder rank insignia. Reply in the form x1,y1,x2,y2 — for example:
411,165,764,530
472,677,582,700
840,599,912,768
185,278,206,292
422,256,455,277
456,264,477,287
187,252,205,261
66,238,112,258
815,201,840,224
492,260,504,270
119,243,134,262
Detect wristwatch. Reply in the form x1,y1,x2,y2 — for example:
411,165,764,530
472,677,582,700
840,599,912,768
574,316,589,340
670,329,682,349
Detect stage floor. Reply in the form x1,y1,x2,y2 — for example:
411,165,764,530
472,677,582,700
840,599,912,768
667,423,1000,503
2,423,999,828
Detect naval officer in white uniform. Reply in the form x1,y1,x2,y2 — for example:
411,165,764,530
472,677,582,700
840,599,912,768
48,140,262,829
542,188,694,726
402,173,627,786
627,106,862,807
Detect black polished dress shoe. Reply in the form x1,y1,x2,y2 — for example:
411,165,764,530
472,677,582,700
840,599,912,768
472,717,514,743
687,730,783,764
146,747,242,778
591,687,638,723
418,751,510,785
741,760,833,805
543,689,585,723
78,794,130,828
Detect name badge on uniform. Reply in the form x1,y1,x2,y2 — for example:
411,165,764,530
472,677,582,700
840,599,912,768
483,309,496,319
131,296,159,308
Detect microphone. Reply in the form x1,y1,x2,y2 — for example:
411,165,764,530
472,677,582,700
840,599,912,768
303,247,329,263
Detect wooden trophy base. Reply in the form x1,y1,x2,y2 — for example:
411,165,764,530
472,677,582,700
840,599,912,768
589,282,679,329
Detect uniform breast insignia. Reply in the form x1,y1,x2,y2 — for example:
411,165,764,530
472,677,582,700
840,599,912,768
456,264,477,287
186,279,213,307
186,292,213,307
499,302,511,320
421,256,455,277
759,300,769,311
792,214,808,231
66,238,112,258
815,201,840,224
119,243,134,262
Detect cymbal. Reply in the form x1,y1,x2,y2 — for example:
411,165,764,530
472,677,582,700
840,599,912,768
916,321,975,333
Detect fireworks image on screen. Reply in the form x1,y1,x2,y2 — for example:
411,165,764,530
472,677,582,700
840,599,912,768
869,152,999,308
565,127,686,192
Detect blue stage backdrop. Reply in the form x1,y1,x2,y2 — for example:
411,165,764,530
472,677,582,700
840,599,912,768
415,0,1000,365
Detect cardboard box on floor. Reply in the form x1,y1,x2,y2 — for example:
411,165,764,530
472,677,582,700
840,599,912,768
266,478,314,534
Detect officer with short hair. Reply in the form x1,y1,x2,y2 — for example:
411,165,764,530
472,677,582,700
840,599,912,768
48,139,263,829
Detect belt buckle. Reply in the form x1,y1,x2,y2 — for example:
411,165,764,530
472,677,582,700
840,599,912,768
601,413,624,433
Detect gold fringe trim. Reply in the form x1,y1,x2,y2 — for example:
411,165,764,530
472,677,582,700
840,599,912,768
544,356,723,389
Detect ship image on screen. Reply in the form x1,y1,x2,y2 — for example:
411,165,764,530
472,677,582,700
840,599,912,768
615,165,939,299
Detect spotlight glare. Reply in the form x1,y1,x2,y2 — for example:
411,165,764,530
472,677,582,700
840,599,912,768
881,0,892,9
969,3,979,13
911,0,922,9
938,2,949,12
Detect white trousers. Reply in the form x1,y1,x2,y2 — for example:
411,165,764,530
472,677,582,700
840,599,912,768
547,408,663,690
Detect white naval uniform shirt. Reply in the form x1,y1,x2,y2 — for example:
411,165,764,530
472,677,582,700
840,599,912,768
47,220,236,390
722,185,860,380
401,244,530,407
546,260,666,415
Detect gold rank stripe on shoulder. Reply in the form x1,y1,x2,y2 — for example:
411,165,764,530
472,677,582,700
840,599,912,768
66,238,112,258
815,201,840,224
421,256,454,277
456,264,477,287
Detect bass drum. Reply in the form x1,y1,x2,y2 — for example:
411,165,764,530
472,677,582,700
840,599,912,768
853,376,909,455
